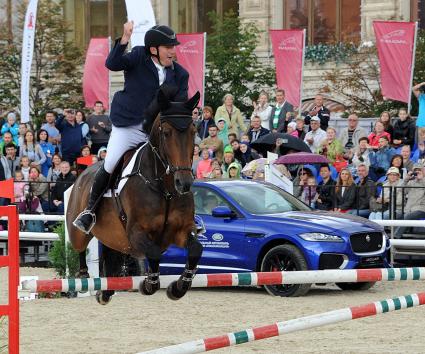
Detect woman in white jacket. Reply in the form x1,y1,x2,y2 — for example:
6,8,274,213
251,91,272,130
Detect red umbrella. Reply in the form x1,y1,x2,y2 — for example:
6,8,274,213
274,152,329,165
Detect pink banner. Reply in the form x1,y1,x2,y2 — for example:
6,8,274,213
83,38,109,109
269,30,305,108
373,21,416,103
176,33,205,106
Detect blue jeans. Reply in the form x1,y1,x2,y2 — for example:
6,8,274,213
394,211,425,238
347,209,371,218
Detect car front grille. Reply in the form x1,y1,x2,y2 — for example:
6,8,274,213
350,232,384,254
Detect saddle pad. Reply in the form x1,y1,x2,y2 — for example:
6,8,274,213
103,142,148,197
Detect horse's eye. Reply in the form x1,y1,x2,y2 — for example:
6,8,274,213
164,130,171,137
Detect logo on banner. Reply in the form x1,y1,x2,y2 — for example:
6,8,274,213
179,40,199,54
380,30,407,44
278,36,297,51
88,43,107,57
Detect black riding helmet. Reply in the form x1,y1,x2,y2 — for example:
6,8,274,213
145,25,180,65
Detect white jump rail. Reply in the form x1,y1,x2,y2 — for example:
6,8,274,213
0,214,65,221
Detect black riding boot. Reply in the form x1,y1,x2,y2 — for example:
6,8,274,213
73,166,110,234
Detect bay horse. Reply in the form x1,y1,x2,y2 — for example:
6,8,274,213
66,90,203,304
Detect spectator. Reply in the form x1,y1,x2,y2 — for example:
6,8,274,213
20,156,31,180
207,159,222,179
240,134,250,143
268,89,294,133
251,91,272,129
414,140,425,165
300,176,318,207
348,163,375,218
339,113,367,151
317,127,343,163
304,94,330,131
369,136,396,180
286,122,298,136
230,139,245,165
76,110,90,146
4,143,20,178
0,152,12,212
77,145,92,174
46,153,62,183
394,163,425,238
56,109,83,165
222,146,236,175
334,168,356,212
19,130,46,169
87,101,112,154
401,145,414,171
27,166,49,211
369,167,403,220
17,123,29,150
316,165,336,211
413,82,425,142
50,161,76,213
392,108,415,149
199,125,224,162
348,137,371,175
40,111,61,150
192,144,201,176
197,106,215,140
293,167,315,199
13,170,27,206
196,149,213,179
214,93,247,137
227,133,237,145
1,112,19,145
97,147,107,161
247,116,269,144
37,129,54,177
0,132,17,155
368,121,391,149
378,111,394,140
239,142,259,166
293,116,307,140
390,154,406,179
225,162,241,179
216,118,229,147
304,116,326,152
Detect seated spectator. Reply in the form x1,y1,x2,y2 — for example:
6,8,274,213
251,91,272,129
19,131,46,168
196,149,212,179
77,145,92,174
50,161,76,214
390,154,406,179
225,162,241,179
47,153,62,183
339,113,367,151
317,127,343,163
300,176,318,208
1,112,19,146
378,111,394,140
401,145,414,171
394,163,425,238
413,140,425,165
37,129,54,177
368,121,391,149
230,139,245,166
207,159,222,179
240,134,250,144
316,165,336,211
303,94,330,131
197,106,215,140
239,142,259,166
334,168,356,212
76,110,90,145
369,167,403,220
247,116,269,144
222,146,236,175
97,146,107,161
4,143,20,178
286,122,298,137
392,108,415,149
0,132,17,155
13,170,27,208
216,118,229,146
27,166,49,212
192,144,201,176
369,136,396,180
17,123,29,150
199,125,224,162
304,116,326,152
20,156,31,180
347,137,371,176
347,163,375,218
293,167,315,199
228,133,237,146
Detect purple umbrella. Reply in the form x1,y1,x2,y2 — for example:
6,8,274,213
274,152,329,165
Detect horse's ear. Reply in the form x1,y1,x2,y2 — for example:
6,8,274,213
185,91,200,110
157,89,171,111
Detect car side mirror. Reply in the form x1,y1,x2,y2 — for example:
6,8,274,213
212,206,236,218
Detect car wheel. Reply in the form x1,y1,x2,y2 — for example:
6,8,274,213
335,282,376,291
260,244,311,297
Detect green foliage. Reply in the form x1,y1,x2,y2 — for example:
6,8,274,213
0,0,84,125
305,43,358,65
205,10,275,115
48,222,80,278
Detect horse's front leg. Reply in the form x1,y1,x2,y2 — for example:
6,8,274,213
167,232,203,300
138,235,162,296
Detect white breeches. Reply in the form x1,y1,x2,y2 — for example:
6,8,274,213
104,123,148,173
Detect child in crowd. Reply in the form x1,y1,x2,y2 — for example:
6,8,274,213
20,156,31,180
1,112,19,145
196,148,212,179
97,147,107,161
14,170,28,205
300,176,318,208
216,118,229,147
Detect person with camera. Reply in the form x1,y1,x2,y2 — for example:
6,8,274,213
394,163,425,238
303,116,326,152
303,94,330,131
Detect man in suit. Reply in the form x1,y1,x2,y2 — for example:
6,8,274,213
268,89,294,133
74,22,189,233
304,94,330,131
247,116,269,143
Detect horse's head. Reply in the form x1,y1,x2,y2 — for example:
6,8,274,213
151,89,200,195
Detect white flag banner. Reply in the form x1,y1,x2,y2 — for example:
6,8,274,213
125,0,156,48
20,0,38,123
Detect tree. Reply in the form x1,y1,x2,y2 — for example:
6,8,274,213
205,10,275,115
0,0,84,126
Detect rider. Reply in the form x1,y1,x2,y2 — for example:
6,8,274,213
73,22,189,233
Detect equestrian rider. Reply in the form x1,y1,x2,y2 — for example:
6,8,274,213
73,22,189,233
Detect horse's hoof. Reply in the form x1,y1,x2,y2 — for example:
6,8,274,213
96,291,112,305
166,281,187,301
139,279,160,296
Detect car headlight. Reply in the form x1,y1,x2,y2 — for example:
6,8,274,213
299,232,344,242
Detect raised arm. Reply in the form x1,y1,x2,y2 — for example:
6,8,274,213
412,82,425,98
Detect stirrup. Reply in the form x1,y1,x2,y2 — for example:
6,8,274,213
73,210,96,234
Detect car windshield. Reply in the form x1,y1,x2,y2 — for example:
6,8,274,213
220,182,311,214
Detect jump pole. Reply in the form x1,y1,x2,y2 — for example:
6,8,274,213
138,291,425,354
22,267,425,293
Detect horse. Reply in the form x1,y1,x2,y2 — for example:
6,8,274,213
66,90,203,304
